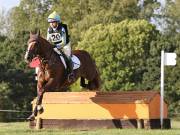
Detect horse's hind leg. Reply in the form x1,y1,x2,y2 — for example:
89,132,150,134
87,73,101,90
80,76,100,90
87,79,99,90
80,77,87,88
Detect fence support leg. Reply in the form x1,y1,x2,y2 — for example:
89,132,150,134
137,119,143,129
35,117,42,129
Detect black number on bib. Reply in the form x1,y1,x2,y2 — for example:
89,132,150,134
56,34,61,40
51,33,61,42
52,35,56,41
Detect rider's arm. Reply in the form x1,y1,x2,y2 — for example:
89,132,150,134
61,27,66,46
47,28,51,42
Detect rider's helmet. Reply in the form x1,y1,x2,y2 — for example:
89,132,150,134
47,11,61,23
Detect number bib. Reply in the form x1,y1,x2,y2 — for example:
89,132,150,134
49,33,62,43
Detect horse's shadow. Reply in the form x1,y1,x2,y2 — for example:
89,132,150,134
90,92,139,128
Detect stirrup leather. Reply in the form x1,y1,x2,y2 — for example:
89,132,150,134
53,48,61,55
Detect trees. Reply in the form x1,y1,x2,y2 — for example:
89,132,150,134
0,9,8,35
154,0,180,114
77,19,159,90
0,0,178,119
163,0,180,33
9,0,160,45
9,0,51,37
0,32,36,121
138,0,161,20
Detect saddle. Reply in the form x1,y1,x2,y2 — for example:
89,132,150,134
54,48,81,70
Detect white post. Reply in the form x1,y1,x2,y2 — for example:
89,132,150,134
160,50,164,129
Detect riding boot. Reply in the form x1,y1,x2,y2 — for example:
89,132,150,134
67,57,75,82
54,47,74,82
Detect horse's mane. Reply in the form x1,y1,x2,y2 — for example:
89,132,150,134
39,36,53,48
28,34,53,50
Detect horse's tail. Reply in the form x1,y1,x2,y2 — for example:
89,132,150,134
88,53,101,90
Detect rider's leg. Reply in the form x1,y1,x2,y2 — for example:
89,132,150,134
53,43,61,55
53,45,70,72
63,42,74,81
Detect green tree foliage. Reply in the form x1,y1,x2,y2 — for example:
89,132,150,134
141,33,180,115
0,0,178,119
70,0,140,45
167,34,180,115
0,9,8,35
142,0,180,114
77,19,159,90
10,0,52,37
138,0,161,20
164,0,180,33
9,0,160,45
0,32,36,121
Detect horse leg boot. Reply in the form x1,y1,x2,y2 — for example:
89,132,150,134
27,105,38,121
80,77,88,89
36,93,44,114
27,97,44,121
27,90,44,121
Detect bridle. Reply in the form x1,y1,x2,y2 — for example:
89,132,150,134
25,37,58,67
25,40,40,62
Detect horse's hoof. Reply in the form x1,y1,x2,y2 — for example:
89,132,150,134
27,114,35,121
37,105,44,114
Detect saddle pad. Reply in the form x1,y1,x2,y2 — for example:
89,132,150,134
72,55,81,70
29,55,81,70
29,57,40,68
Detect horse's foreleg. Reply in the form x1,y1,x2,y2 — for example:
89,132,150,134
31,78,58,119
36,86,45,114
27,83,45,121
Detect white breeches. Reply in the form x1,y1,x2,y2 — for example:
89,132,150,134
63,42,71,58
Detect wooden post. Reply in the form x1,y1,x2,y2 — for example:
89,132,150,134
137,119,143,129
143,119,149,129
35,117,42,129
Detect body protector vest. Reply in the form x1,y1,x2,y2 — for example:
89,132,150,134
47,23,70,47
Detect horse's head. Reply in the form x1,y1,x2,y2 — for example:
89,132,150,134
24,31,41,63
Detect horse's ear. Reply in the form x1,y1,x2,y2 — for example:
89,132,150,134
37,29,40,36
30,31,33,37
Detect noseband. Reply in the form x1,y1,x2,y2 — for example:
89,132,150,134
25,37,41,64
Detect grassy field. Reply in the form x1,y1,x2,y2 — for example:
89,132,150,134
0,120,180,135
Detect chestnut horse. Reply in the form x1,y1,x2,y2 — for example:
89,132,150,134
24,32,100,120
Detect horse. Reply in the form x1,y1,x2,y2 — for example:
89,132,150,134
24,31,100,120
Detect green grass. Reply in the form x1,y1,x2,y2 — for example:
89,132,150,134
0,120,180,135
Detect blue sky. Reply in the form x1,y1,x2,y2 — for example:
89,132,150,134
0,0,20,11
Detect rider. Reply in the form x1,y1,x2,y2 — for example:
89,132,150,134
47,11,74,82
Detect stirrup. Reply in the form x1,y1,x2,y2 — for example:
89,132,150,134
68,73,75,82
